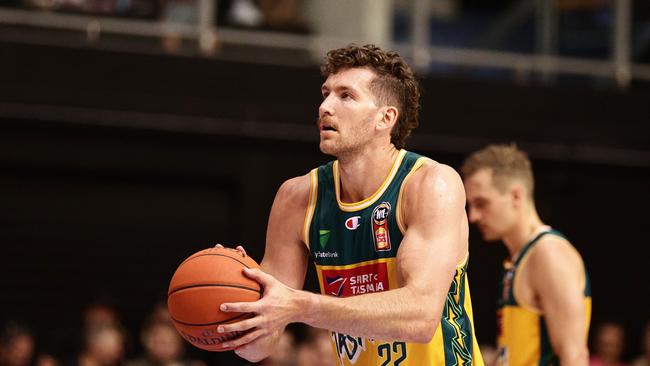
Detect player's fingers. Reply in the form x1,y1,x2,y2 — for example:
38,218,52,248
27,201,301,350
224,328,266,349
220,301,258,313
214,243,224,248
218,316,259,334
242,267,273,285
235,245,247,257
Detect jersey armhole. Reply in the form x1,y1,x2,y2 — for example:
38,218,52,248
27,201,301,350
395,157,430,235
302,169,319,250
512,242,544,314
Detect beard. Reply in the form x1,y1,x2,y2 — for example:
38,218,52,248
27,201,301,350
317,116,375,157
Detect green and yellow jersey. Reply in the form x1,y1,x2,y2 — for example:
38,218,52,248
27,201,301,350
496,228,591,366
304,149,484,366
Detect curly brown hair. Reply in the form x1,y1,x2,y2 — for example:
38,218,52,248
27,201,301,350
321,44,421,149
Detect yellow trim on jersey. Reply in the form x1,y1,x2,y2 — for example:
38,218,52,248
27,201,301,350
316,257,394,271
302,169,319,249
395,156,429,234
333,149,407,212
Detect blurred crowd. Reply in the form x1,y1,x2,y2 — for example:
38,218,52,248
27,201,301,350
0,0,307,54
478,321,650,366
2,300,649,366
1,0,307,32
0,300,336,366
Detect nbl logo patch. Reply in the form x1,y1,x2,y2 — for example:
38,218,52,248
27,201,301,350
372,202,392,252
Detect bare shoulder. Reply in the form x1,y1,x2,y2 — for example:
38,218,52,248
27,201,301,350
399,159,466,237
526,234,585,282
531,234,584,266
404,159,465,202
275,174,311,209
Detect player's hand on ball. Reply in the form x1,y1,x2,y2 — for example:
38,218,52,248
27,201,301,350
217,268,302,351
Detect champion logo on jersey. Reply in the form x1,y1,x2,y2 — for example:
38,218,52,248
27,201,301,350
344,216,361,230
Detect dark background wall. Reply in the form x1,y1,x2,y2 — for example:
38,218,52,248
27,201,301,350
1,42,649,363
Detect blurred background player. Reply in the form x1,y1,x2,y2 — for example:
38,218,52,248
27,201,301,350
590,322,628,366
124,313,205,366
0,322,36,366
0,321,58,366
461,144,591,366
73,324,125,366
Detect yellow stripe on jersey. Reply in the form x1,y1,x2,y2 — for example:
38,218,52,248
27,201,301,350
334,149,407,212
316,257,396,271
302,168,319,249
395,156,429,234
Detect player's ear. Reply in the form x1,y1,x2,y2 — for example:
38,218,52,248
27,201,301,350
511,184,525,207
377,106,398,131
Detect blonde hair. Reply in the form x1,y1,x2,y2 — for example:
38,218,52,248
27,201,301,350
461,144,535,198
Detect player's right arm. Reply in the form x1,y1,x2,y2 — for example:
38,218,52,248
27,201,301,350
529,237,589,366
233,174,311,362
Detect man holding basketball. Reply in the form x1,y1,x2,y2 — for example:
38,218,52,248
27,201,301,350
461,144,591,366
218,44,484,365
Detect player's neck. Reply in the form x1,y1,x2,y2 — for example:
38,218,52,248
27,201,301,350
502,207,545,260
337,145,400,203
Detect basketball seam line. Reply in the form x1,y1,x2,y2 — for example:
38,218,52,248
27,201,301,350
180,253,254,269
168,283,263,296
171,312,250,327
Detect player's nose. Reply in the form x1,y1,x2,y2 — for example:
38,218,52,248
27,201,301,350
319,95,334,118
467,207,480,223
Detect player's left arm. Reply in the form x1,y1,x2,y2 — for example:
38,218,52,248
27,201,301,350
217,162,467,345
529,237,589,366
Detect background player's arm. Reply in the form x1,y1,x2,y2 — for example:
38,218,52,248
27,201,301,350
530,238,589,366
233,175,310,362
220,163,466,345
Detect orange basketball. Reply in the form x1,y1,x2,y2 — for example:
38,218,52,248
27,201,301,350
167,247,262,351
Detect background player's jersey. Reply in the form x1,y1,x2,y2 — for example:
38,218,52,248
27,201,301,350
304,150,484,366
496,228,592,366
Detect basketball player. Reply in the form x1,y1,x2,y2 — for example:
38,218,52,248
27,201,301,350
217,44,484,365
461,144,591,366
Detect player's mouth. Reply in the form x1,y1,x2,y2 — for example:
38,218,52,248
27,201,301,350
320,124,338,133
